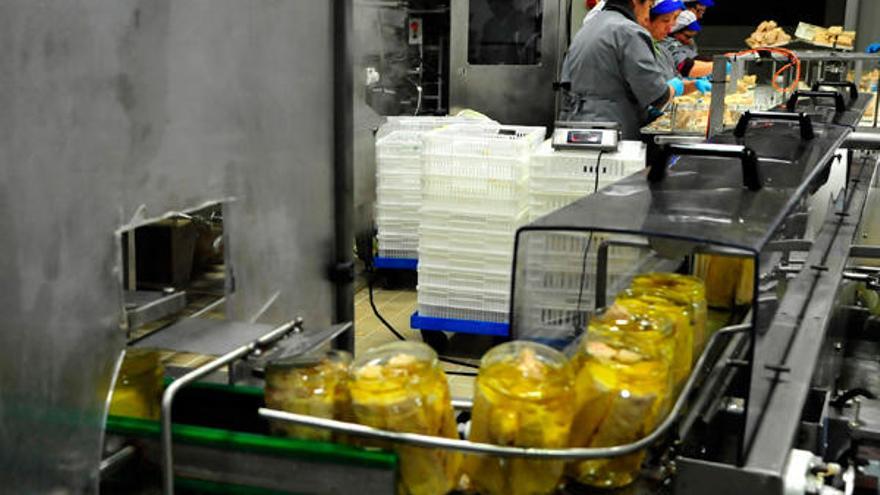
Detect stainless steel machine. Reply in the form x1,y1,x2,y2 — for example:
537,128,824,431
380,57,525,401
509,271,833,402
0,0,354,492
449,0,569,127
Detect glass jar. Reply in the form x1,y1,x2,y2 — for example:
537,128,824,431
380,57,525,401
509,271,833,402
568,311,674,489
109,348,164,420
631,273,708,353
464,341,575,495
264,350,353,442
613,290,693,393
349,342,461,495
692,256,755,311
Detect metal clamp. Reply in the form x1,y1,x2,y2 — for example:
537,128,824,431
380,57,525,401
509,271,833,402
811,80,859,102
786,90,847,114
260,323,752,460
734,111,815,141
161,318,303,495
648,143,761,191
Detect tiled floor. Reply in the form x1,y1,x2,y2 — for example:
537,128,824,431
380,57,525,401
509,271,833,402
354,284,476,400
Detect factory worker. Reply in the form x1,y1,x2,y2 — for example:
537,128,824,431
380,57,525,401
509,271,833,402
660,10,713,78
684,0,713,20
560,0,701,139
583,0,607,25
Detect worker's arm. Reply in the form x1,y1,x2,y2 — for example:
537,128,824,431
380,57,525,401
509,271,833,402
678,59,714,78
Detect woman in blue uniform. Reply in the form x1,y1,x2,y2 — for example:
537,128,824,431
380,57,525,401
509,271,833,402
659,10,713,78
560,0,700,139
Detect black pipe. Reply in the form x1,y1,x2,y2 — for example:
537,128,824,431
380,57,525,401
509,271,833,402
333,0,355,352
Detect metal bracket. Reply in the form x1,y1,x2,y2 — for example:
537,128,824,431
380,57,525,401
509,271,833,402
734,111,815,141
329,261,355,283
811,80,859,102
648,143,762,191
161,318,303,495
787,90,847,114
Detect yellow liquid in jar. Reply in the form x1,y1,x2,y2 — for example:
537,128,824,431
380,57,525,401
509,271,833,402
109,349,164,420
614,291,694,392
465,344,575,495
264,352,352,442
349,347,461,495
632,273,708,352
568,319,672,488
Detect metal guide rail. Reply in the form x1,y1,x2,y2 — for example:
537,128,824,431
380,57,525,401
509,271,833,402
259,323,750,460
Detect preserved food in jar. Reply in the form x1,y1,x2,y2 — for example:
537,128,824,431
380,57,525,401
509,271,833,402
464,341,575,495
614,289,694,392
264,350,353,441
349,342,461,495
694,256,755,309
631,273,708,352
568,311,674,488
109,348,164,420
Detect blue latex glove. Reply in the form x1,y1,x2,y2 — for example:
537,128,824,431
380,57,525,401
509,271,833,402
726,61,732,75
867,43,880,54
668,78,685,97
695,78,712,94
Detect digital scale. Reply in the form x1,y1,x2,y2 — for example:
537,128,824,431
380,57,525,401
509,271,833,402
551,122,620,152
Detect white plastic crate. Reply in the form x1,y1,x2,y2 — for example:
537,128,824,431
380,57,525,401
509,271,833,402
421,125,546,160
376,117,497,261
418,285,510,319
379,248,418,259
419,264,511,293
418,245,514,273
529,139,645,179
421,208,529,234
418,303,508,324
421,224,518,251
423,154,530,182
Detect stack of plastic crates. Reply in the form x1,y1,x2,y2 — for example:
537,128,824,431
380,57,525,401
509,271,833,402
513,230,647,347
413,124,545,334
528,139,647,221
375,116,491,269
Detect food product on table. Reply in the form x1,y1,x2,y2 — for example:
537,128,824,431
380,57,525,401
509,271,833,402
465,342,575,495
567,310,674,489
631,273,708,353
798,22,856,48
746,20,791,48
349,342,461,495
109,348,164,420
264,350,353,441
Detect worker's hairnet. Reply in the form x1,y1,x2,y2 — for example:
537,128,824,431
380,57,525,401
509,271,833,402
672,9,700,33
652,0,684,16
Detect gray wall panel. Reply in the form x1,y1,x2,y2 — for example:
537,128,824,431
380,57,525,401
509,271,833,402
0,0,339,491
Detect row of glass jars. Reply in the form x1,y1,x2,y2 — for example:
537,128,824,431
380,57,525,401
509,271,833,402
262,272,708,495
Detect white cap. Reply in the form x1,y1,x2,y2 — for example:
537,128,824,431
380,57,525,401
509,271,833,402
672,9,699,33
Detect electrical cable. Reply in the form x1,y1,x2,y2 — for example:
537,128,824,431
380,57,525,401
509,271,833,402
367,268,480,369
573,150,605,332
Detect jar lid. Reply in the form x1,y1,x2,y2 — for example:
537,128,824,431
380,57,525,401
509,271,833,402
268,349,352,371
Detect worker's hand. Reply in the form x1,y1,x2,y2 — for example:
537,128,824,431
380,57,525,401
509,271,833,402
695,78,712,94
668,78,685,97
866,43,880,54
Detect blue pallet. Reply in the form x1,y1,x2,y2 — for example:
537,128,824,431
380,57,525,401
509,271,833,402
410,312,509,337
373,257,418,270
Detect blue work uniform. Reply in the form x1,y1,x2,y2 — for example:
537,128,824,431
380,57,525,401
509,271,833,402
560,5,670,139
